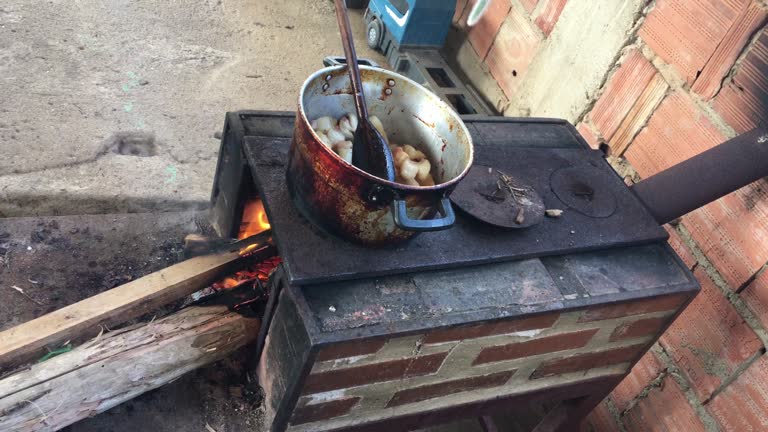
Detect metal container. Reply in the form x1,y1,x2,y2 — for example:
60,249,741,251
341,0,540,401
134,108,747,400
287,65,474,246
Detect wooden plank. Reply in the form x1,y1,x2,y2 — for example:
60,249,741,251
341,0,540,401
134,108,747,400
0,250,242,369
0,304,259,432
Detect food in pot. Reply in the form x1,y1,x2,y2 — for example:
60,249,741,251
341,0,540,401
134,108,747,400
311,114,436,187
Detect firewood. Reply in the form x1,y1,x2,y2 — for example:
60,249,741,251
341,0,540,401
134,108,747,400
0,304,259,432
0,250,244,369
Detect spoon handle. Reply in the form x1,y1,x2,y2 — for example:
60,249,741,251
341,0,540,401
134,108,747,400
333,0,368,121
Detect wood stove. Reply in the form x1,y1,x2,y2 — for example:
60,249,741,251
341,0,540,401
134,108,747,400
210,111,698,432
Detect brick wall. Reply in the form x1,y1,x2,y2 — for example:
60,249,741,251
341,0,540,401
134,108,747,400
285,296,687,431
452,0,768,430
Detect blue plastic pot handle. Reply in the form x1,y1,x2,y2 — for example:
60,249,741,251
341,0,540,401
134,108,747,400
392,198,455,232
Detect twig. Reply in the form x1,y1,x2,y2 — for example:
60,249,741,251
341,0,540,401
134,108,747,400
205,423,218,432
10,285,44,306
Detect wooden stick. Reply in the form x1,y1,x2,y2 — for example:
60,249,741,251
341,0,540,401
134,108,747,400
0,304,259,432
0,250,242,369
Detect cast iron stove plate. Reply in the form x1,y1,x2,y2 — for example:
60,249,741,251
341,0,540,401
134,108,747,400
244,134,667,286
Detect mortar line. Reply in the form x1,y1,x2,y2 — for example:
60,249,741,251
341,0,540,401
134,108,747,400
652,343,721,432
619,368,667,416
636,30,738,139
572,0,657,126
603,396,627,432
708,20,766,101
735,261,768,294
703,347,766,405
673,222,768,346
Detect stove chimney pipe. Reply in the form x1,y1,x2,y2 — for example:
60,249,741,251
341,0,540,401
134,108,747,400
631,126,768,225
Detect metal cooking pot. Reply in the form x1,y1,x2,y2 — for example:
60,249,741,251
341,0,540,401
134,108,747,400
287,65,474,246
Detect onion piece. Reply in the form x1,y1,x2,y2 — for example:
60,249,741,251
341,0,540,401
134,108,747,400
334,141,353,164
311,116,334,132
326,126,346,144
368,115,389,145
399,159,419,180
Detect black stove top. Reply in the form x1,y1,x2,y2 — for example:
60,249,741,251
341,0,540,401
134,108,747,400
233,113,667,286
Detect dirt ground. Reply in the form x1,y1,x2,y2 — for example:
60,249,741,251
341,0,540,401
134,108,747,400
0,0,385,217
0,1,483,431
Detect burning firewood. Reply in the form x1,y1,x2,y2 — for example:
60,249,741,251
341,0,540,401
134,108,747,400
0,230,274,369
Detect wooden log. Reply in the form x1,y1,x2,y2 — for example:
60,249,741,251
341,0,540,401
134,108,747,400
0,304,259,432
0,250,243,369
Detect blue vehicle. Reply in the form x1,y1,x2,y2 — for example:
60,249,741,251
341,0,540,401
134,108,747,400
364,0,457,56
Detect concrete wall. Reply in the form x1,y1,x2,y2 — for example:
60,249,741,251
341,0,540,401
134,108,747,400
448,1,768,430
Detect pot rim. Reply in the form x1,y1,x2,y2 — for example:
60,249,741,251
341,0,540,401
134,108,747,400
297,65,475,192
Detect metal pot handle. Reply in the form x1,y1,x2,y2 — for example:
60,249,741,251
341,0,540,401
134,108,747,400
392,198,456,231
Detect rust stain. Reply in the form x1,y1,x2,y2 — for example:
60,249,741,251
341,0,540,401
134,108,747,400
332,87,353,95
413,114,436,129
380,87,392,101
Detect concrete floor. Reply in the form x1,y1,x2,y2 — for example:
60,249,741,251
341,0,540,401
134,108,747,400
0,2,554,431
0,1,484,431
0,0,385,217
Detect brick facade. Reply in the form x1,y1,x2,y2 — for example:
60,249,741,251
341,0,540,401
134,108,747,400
450,0,768,429
286,297,684,431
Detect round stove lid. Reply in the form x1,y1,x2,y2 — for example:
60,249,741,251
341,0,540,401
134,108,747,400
450,165,545,229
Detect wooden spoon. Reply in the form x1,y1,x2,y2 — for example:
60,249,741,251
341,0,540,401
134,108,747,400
333,0,395,181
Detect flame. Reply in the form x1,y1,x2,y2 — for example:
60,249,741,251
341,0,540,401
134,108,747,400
208,197,279,293
238,199,271,239
212,256,282,290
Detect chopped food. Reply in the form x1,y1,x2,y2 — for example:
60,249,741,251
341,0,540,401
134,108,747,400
311,113,437,187
368,115,389,145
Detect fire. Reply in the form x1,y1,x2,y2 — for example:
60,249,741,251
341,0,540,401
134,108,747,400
238,199,271,240
207,197,280,295
213,256,282,290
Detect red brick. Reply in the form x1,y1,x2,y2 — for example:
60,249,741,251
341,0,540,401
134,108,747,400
611,351,665,412
625,90,768,289
712,30,768,133
639,0,748,85
707,354,768,430
625,91,727,178
530,344,644,379
659,268,763,402
665,226,697,270
576,121,601,149
466,0,511,59
424,312,559,344
591,50,657,143
581,398,620,432
454,0,470,27
692,3,767,100
740,268,768,330
290,396,360,425
577,294,688,323
622,374,706,432
316,339,387,361
609,316,669,342
534,0,568,37
683,180,768,290
386,370,515,407
473,328,598,365
485,5,542,98
302,351,447,394
520,0,539,14
610,73,668,155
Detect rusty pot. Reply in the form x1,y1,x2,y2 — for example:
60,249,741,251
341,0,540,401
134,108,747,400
287,65,474,246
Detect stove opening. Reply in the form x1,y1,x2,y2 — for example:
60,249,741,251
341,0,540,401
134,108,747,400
238,197,271,240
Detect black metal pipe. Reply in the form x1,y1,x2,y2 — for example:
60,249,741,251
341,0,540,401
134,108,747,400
631,126,768,225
